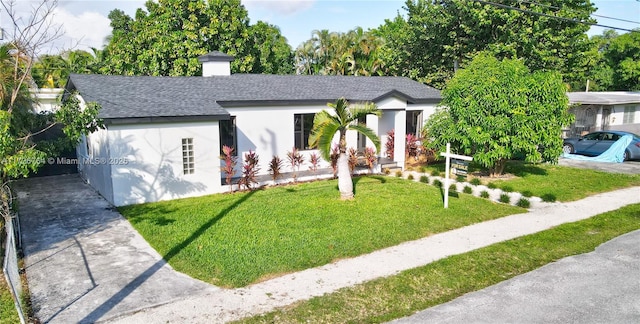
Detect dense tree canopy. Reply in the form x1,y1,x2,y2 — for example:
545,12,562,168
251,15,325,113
101,0,293,76
604,30,640,91
424,53,573,176
295,28,387,76
32,49,103,88
377,0,595,89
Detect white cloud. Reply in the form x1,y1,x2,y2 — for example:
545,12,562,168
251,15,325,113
50,7,111,53
243,0,315,15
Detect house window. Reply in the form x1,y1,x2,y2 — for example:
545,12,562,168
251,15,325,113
182,138,195,175
294,113,315,150
623,106,636,124
220,116,237,155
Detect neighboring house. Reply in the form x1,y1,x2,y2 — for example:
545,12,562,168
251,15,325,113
31,88,63,113
65,51,441,206
566,91,640,137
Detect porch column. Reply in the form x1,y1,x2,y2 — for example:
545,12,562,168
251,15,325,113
394,110,406,169
366,114,380,154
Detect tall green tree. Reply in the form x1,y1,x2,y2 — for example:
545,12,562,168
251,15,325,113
101,0,293,76
604,29,640,91
295,28,387,76
424,53,573,177
32,50,100,88
379,0,595,89
308,98,381,200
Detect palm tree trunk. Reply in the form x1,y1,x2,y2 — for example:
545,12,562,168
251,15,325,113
337,153,354,200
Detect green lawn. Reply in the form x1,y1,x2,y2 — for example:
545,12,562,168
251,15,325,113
119,176,523,288
238,203,640,323
421,161,640,202
0,276,19,324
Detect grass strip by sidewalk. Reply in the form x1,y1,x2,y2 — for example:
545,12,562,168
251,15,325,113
0,276,19,324
120,176,523,288
237,203,640,323
421,161,640,202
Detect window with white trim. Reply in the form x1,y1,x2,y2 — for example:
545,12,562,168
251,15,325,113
182,138,195,175
623,106,636,124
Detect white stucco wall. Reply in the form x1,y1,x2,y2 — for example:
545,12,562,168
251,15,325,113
31,88,63,113
106,121,223,206
78,128,114,204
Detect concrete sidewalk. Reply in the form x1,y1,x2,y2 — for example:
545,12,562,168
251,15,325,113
109,186,640,323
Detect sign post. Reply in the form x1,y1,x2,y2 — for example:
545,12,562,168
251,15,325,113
440,143,473,208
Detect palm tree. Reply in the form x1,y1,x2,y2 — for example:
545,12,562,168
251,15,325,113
308,98,381,200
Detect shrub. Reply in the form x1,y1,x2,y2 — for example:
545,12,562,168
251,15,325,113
385,129,395,159
521,190,533,198
541,193,557,202
456,175,466,182
432,179,442,188
516,198,531,208
220,145,237,191
499,193,511,204
308,152,320,174
419,166,427,173
463,186,473,194
470,178,481,186
268,156,283,181
480,190,490,198
383,167,390,175
287,147,305,182
420,175,429,183
487,182,497,189
449,184,457,192
238,150,260,190
364,147,377,172
431,170,440,177
406,133,420,158
502,185,514,193
395,170,403,177
348,148,358,174
407,174,414,180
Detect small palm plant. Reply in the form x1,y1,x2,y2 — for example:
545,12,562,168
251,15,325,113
309,152,320,176
238,150,260,190
308,97,381,200
364,147,377,173
287,147,305,182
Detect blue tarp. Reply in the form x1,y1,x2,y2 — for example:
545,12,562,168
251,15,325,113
563,134,633,163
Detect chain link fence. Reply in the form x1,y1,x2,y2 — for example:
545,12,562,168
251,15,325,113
2,183,26,323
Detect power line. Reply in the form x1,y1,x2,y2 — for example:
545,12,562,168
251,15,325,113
469,0,639,33
516,0,640,25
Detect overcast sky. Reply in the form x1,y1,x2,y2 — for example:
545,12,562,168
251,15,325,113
2,0,639,55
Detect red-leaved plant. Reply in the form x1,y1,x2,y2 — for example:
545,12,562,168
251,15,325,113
406,133,420,158
385,129,395,159
364,147,377,173
238,150,260,190
309,152,320,175
220,145,237,192
330,145,340,178
348,147,358,174
268,155,283,181
287,147,305,182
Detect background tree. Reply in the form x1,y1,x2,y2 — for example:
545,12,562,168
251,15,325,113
377,0,595,89
101,0,293,76
424,53,573,177
604,29,640,91
0,0,102,181
295,28,387,76
308,98,381,200
32,49,101,88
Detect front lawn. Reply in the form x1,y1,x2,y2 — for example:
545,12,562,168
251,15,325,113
421,161,640,201
239,203,640,323
119,176,523,288
0,276,19,324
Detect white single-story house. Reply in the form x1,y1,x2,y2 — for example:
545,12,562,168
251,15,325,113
566,91,640,137
65,51,441,206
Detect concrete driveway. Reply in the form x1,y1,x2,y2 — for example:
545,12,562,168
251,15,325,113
558,158,640,174
14,174,216,323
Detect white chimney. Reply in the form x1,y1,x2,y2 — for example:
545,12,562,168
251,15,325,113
198,51,234,77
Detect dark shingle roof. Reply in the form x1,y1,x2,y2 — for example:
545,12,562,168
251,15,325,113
67,74,441,121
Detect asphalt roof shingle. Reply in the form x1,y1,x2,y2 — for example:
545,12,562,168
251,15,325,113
67,74,442,120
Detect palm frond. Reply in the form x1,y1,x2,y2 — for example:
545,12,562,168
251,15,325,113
348,124,381,153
